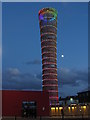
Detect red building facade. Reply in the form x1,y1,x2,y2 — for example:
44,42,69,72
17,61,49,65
2,90,50,117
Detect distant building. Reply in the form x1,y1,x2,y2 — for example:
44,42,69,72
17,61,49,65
59,96,79,106
59,90,90,106
78,90,90,104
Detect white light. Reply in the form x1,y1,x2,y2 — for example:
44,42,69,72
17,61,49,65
70,98,73,102
61,54,64,58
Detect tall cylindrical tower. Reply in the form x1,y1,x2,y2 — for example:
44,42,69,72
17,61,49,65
39,8,59,106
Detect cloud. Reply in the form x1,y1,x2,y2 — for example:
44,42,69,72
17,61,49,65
57,68,88,97
7,68,20,75
34,68,88,87
2,67,88,97
26,60,41,65
57,68,88,87
33,67,88,97
3,68,42,90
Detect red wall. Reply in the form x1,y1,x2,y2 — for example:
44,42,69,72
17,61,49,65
2,90,50,117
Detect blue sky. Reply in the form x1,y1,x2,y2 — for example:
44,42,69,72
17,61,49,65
2,2,88,97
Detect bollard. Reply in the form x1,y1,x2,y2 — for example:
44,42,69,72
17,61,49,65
40,116,42,120
15,115,16,120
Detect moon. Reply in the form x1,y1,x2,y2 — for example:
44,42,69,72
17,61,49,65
61,54,64,58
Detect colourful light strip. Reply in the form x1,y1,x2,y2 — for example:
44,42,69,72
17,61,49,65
39,10,57,17
43,79,58,81
39,8,57,15
42,57,57,61
42,53,56,57
49,98,59,100
43,68,57,70
42,61,56,64
42,73,57,76
41,32,56,36
41,46,57,49
41,39,56,41
42,17,55,20
43,16,53,19
41,32,57,37
43,62,57,65
40,16,55,21
42,84,58,87
42,63,56,66
48,90,58,92
43,78,57,80
41,39,57,43
39,20,55,26
41,39,56,43
39,10,57,21
43,71,57,74
40,25,57,30
42,52,57,55
49,96,58,99
40,15,56,21
42,79,58,81
43,67,56,69
51,103,59,106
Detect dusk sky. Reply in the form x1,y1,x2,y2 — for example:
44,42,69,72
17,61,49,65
2,2,88,97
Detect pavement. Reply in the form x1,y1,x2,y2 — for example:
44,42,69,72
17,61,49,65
1,116,90,120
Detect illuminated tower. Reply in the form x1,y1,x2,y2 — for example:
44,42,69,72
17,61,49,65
39,8,59,106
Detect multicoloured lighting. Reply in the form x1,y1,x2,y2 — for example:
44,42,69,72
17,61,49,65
41,32,57,37
41,25,57,30
42,73,57,76
39,14,56,21
39,7,59,106
42,84,58,87
42,57,57,61
42,52,57,55
49,96,58,99
43,63,57,65
42,79,58,81
41,46,57,49
48,90,58,92
39,8,57,22
41,39,57,43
